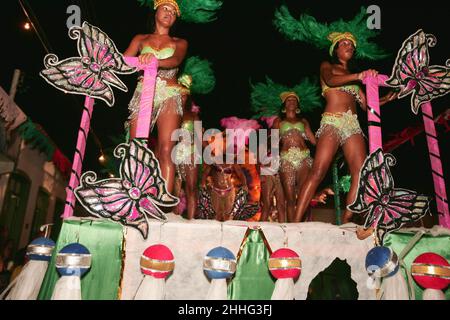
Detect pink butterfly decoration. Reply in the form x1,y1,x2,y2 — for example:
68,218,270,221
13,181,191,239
386,29,450,114
348,149,430,244
75,139,179,239
40,21,135,106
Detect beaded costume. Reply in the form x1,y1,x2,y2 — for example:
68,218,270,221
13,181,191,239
279,119,313,187
174,119,201,181
317,82,364,145
197,164,259,221
321,82,363,106
127,46,184,132
316,110,364,146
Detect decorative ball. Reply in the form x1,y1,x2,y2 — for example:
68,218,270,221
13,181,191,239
27,237,56,262
140,244,174,279
365,246,399,278
411,253,450,290
56,243,91,277
269,248,301,280
203,247,236,280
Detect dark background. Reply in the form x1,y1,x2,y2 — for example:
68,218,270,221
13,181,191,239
1,0,449,216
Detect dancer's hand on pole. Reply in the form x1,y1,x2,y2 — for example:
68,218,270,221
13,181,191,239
138,53,155,65
358,69,378,81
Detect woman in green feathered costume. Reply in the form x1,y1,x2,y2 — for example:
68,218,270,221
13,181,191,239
274,6,398,230
251,77,321,222
124,0,221,195
172,56,215,219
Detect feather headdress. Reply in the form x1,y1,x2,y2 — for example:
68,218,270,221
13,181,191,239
273,6,387,60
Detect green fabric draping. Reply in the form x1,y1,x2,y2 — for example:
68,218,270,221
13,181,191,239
384,231,450,300
228,228,275,300
38,218,124,300
18,119,55,160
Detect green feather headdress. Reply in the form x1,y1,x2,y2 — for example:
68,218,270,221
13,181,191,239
273,6,387,60
250,77,322,118
179,56,215,95
137,0,223,23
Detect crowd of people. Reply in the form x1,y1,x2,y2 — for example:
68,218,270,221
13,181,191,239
0,3,398,287
121,0,397,231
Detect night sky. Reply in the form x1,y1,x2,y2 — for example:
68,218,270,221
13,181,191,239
1,0,449,215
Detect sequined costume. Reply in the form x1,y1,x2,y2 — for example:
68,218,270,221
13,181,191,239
197,165,258,221
316,82,364,145
127,46,185,131
280,148,312,172
198,186,259,221
316,110,364,146
321,83,363,106
174,119,201,181
279,121,313,186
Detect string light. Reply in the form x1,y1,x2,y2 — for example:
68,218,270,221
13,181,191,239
23,22,31,30
98,153,106,163
18,0,50,53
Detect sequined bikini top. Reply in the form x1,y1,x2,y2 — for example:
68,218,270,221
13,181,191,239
141,46,178,79
280,121,305,137
141,45,175,59
321,83,363,105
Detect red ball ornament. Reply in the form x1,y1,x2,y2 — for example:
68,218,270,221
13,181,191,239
411,253,450,290
140,244,174,279
269,248,301,280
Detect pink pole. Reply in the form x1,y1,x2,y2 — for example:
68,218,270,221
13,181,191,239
123,56,158,140
62,96,95,218
421,102,450,227
363,74,389,153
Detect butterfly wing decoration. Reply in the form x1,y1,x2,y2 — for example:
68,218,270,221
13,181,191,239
385,29,450,114
230,187,259,221
75,139,179,239
348,149,430,244
197,187,216,220
40,21,135,106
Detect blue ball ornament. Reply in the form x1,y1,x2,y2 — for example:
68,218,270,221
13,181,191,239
56,243,92,277
203,247,236,280
365,246,399,278
27,237,56,262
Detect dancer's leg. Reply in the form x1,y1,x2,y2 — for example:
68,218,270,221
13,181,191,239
184,164,199,220
157,102,182,194
294,133,339,222
280,168,297,223
172,174,182,215
260,175,272,222
341,134,367,223
274,176,286,223
296,163,311,221
129,118,138,140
